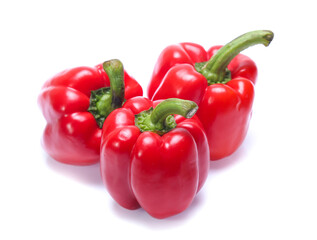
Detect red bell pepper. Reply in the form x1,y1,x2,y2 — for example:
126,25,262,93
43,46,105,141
100,63,209,218
38,59,142,165
148,30,274,160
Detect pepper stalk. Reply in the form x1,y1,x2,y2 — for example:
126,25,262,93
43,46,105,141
88,59,125,128
195,30,274,85
135,98,198,135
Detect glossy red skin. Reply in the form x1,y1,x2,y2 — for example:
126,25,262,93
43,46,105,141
148,43,256,160
38,64,143,165
100,96,209,219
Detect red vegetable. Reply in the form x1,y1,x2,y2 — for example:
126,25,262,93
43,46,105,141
100,64,209,218
148,30,274,160
38,60,142,165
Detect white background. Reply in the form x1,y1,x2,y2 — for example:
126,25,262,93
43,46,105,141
1,0,316,239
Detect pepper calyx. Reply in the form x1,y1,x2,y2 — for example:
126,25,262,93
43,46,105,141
88,87,112,128
195,61,231,85
135,107,176,136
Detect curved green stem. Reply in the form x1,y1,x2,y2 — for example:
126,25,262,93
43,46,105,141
88,59,125,128
199,30,274,85
150,98,198,124
135,98,198,135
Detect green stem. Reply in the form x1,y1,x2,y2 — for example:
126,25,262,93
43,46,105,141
135,98,198,135
150,98,198,124
199,30,274,85
103,59,125,109
88,59,125,128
